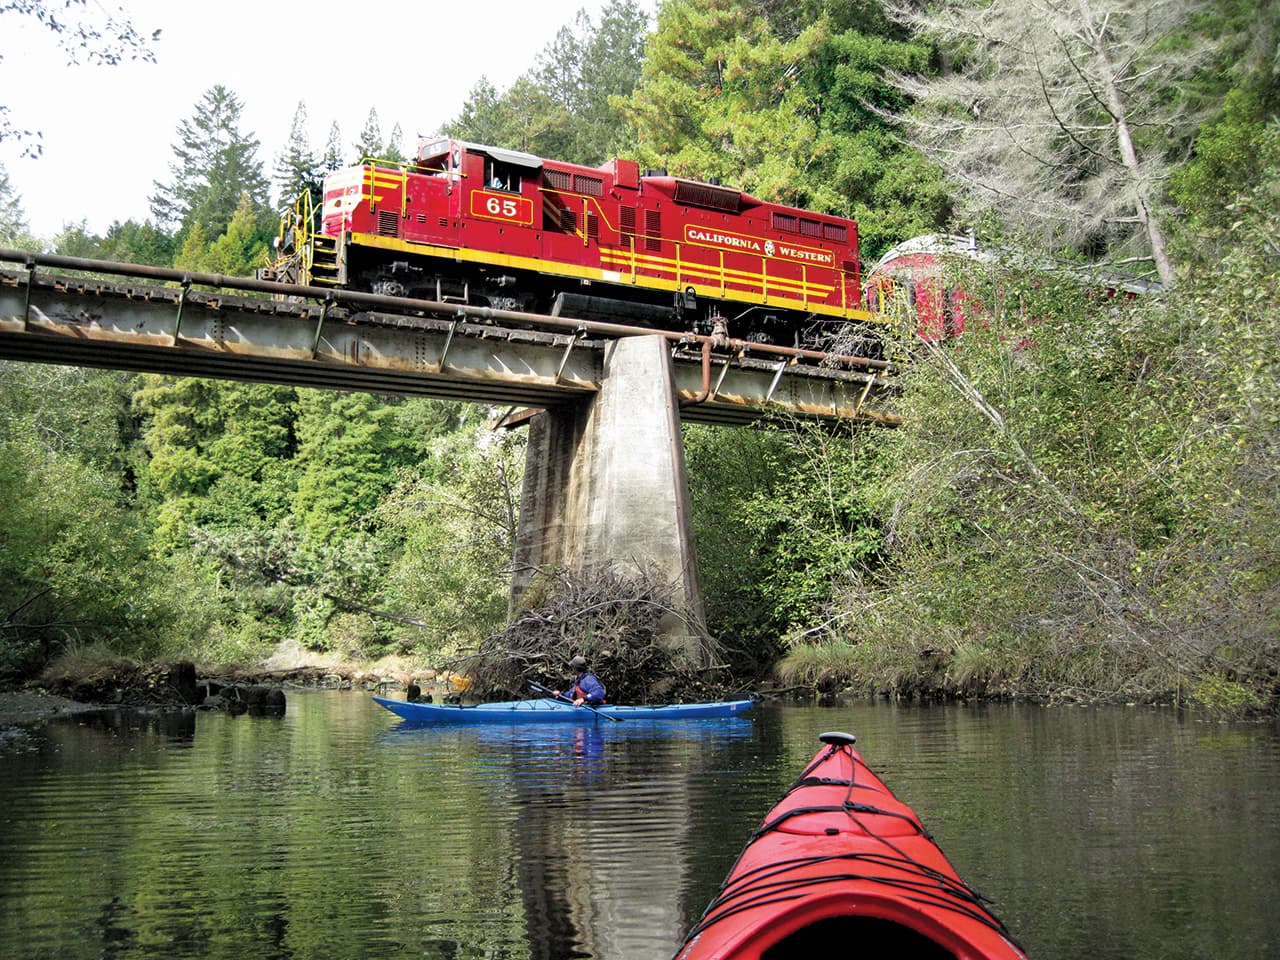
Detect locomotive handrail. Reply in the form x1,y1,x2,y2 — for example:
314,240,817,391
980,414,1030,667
354,158,416,217
269,190,316,282
0,247,895,372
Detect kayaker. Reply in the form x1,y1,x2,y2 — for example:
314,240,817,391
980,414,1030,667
555,656,606,706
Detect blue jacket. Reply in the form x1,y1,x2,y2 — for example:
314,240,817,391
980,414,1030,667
568,672,606,704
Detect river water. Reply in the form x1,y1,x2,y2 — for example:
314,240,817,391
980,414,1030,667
1,692,1277,960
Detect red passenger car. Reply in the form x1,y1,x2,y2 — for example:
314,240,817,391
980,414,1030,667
863,234,987,341
293,138,874,346
865,233,1159,342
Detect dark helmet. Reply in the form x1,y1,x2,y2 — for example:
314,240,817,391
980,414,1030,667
570,655,588,669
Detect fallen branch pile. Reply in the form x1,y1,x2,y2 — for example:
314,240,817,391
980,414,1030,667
451,566,739,703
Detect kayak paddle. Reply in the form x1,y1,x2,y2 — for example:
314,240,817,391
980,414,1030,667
528,681,622,722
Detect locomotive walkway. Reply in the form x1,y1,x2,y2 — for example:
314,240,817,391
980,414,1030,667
0,249,898,659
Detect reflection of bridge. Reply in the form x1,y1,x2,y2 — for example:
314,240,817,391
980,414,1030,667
0,250,898,658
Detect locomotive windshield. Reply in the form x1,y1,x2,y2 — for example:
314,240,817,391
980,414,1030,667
418,137,451,163
417,138,462,179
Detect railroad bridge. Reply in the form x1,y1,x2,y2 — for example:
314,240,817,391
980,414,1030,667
0,249,898,661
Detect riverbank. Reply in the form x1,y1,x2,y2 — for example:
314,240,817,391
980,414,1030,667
0,642,442,729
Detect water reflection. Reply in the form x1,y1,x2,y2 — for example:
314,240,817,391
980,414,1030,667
377,717,756,959
68,706,200,743
0,694,1276,960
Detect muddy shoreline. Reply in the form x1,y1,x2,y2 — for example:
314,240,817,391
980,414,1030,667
0,690,106,726
0,660,426,729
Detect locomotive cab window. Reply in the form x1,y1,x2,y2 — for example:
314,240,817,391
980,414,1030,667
419,153,451,176
486,160,521,193
417,139,459,176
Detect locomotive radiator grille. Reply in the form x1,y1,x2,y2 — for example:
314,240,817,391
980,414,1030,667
645,211,662,252
377,210,400,238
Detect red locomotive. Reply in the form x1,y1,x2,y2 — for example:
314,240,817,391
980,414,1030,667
276,138,875,347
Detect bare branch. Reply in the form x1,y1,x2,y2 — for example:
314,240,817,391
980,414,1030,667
881,0,1214,282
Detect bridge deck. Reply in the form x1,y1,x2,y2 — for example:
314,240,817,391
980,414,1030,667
0,251,899,427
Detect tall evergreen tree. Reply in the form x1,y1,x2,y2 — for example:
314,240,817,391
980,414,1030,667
196,381,298,531
536,13,589,111
150,85,271,241
134,374,298,546
443,78,508,145
623,0,949,259
384,123,406,163
321,121,344,173
442,0,651,166
493,77,574,156
182,193,270,276
273,100,323,216
97,218,174,267
578,0,650,163
352,108,383,162
49,220,100,257
173,222,209,275
291,390,409,543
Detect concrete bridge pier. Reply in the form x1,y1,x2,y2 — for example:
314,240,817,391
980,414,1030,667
511,335,712,666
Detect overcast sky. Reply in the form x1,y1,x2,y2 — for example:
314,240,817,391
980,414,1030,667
1,0,652,239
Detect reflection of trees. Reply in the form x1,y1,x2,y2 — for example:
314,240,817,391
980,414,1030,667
0,696,529,958
1,695,762,960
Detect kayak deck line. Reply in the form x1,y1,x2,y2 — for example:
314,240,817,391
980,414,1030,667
673,732,1026,960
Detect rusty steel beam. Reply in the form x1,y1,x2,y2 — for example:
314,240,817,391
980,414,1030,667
0,251,900,426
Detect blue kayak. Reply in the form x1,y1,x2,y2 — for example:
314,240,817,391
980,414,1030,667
373,695,753,724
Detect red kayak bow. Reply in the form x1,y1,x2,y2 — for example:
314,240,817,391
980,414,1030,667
674,731,1027,960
